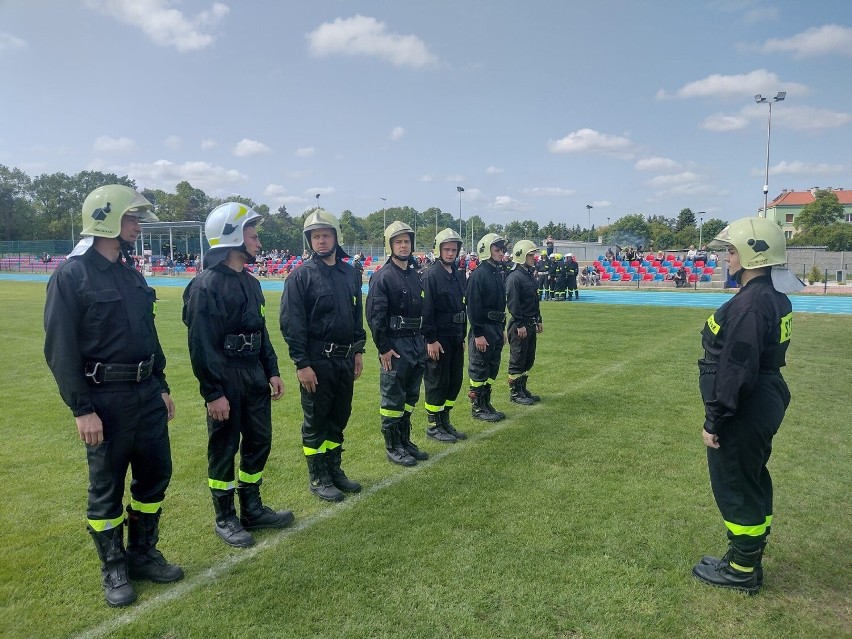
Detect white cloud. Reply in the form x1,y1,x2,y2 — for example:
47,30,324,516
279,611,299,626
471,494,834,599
390,126,406,141
646,171,701,188
233,138,271,157
306,15,439,68
766,105,852,131
296,146,316,157
591,200,613,208
760,24,852,58
485,166,503,175
164,135,182,150
493,196,524,211
701,113,750,131
635,157,682,172
264,184,288,197
84,0,229,52
123,159,247,194
756,161,849,177
522,187,575,197
93,135,136,153
547,128,634,158
419,174,435,182
201,138,217,150
446,174,466,183
656,69,809,100
0,32,27,53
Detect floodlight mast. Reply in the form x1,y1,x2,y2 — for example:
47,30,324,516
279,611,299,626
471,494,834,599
755,92,786,217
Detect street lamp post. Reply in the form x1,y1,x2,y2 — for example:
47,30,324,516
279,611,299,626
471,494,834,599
379,197,387,258
457,186,464,235
586,204,593,242
755,92,786,217
697,212,705,248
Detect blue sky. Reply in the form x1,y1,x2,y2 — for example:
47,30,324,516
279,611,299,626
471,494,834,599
1,0,850,228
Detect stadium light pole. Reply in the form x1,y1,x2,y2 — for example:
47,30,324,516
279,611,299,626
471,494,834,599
698,212,705,247
457,186,464,235
755,91,786,217
586,204,593,242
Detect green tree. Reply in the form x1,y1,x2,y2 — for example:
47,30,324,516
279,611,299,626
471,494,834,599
794,190,844,231
675,208,696,232
0,165,34,241
608,214,649,248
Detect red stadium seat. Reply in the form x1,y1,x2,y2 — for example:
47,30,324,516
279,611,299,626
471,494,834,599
695,260,705,268
601,272,612,280
703,267,715,275
688,274,698,283
642,273,653,281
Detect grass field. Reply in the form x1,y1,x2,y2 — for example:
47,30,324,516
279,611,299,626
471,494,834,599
0,280,849,639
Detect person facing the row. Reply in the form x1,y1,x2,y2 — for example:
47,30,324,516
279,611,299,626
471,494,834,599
505,240,543,406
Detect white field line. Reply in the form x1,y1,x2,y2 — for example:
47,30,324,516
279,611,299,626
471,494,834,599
72,355,631,639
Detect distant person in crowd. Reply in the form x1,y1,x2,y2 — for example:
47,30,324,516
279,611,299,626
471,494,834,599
545,235,555,256
605,247,615,262
687,245,697,261
505,240,543,406
44,185,183,608
421,228,468,444
280,210,366,503
536,251,550,300
367,222,429,467
693,217,804,595
466,233,508,421
696,244,709,263
565,253,580,300
183,203,293,549
673,265,688,288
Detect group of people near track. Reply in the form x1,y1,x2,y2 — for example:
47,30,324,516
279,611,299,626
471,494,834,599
43,184,803,606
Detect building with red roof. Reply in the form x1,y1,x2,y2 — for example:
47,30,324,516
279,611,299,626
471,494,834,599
760,187,852,238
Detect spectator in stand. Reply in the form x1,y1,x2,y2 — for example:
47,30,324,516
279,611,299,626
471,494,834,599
605,247,615,262
687,245,698,261
655,249,665,262
673,265,688,288
709,250,719,263
545,235,555,256
696,244,709,263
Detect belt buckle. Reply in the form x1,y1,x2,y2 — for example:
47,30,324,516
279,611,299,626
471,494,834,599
324,342,335,358
344,343,352,358
86,362,102,385
238,333,254,351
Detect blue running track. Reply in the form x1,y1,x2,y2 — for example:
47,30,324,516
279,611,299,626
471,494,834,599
4,274,851,315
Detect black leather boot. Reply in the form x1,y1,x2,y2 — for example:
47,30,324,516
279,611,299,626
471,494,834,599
426,411,456,443
126,507,184,583
211,490,255,547
700,539,766,586
400,414,429,460
484,385,506,419
520,376,541,403
306,454,345,502
238,482,295,530
383,424,416,466
442,408,467,440
509,379,534,405
469,388,502,422
326,447,362,493
89,522,137,607
692,544,762,594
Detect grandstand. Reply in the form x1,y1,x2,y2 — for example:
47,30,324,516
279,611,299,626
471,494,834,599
586,252,726,289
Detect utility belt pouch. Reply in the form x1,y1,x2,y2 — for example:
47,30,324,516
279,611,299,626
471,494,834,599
452,311,466,324
389,316,423,330
486,311,506,323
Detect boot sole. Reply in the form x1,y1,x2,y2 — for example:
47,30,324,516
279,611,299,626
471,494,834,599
105,594,137,608
426,434,457,443
310,488,345,502
691,566,760,595
471,414,503,422
214,527,256,548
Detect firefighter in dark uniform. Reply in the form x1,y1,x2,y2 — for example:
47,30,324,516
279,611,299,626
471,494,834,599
535,251,550,300
44,185,183,608
692,217,804,594
466,233,509,421
565,253,580,300
421,228,468,444
506,240,543,406
366,221,429,466
280,209,366,502
183,203,293,549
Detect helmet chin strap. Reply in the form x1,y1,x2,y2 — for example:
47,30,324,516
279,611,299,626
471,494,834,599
731,267,745,285
240,245,256,264
118,238,135,264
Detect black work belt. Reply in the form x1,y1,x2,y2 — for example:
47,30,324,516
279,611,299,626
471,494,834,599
513,317,539,327
224,332,262,352
486,311,506,323
389,316,422,330
85,354,155,384
311,339,366,358
437,311,466,325
699,359,779,376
